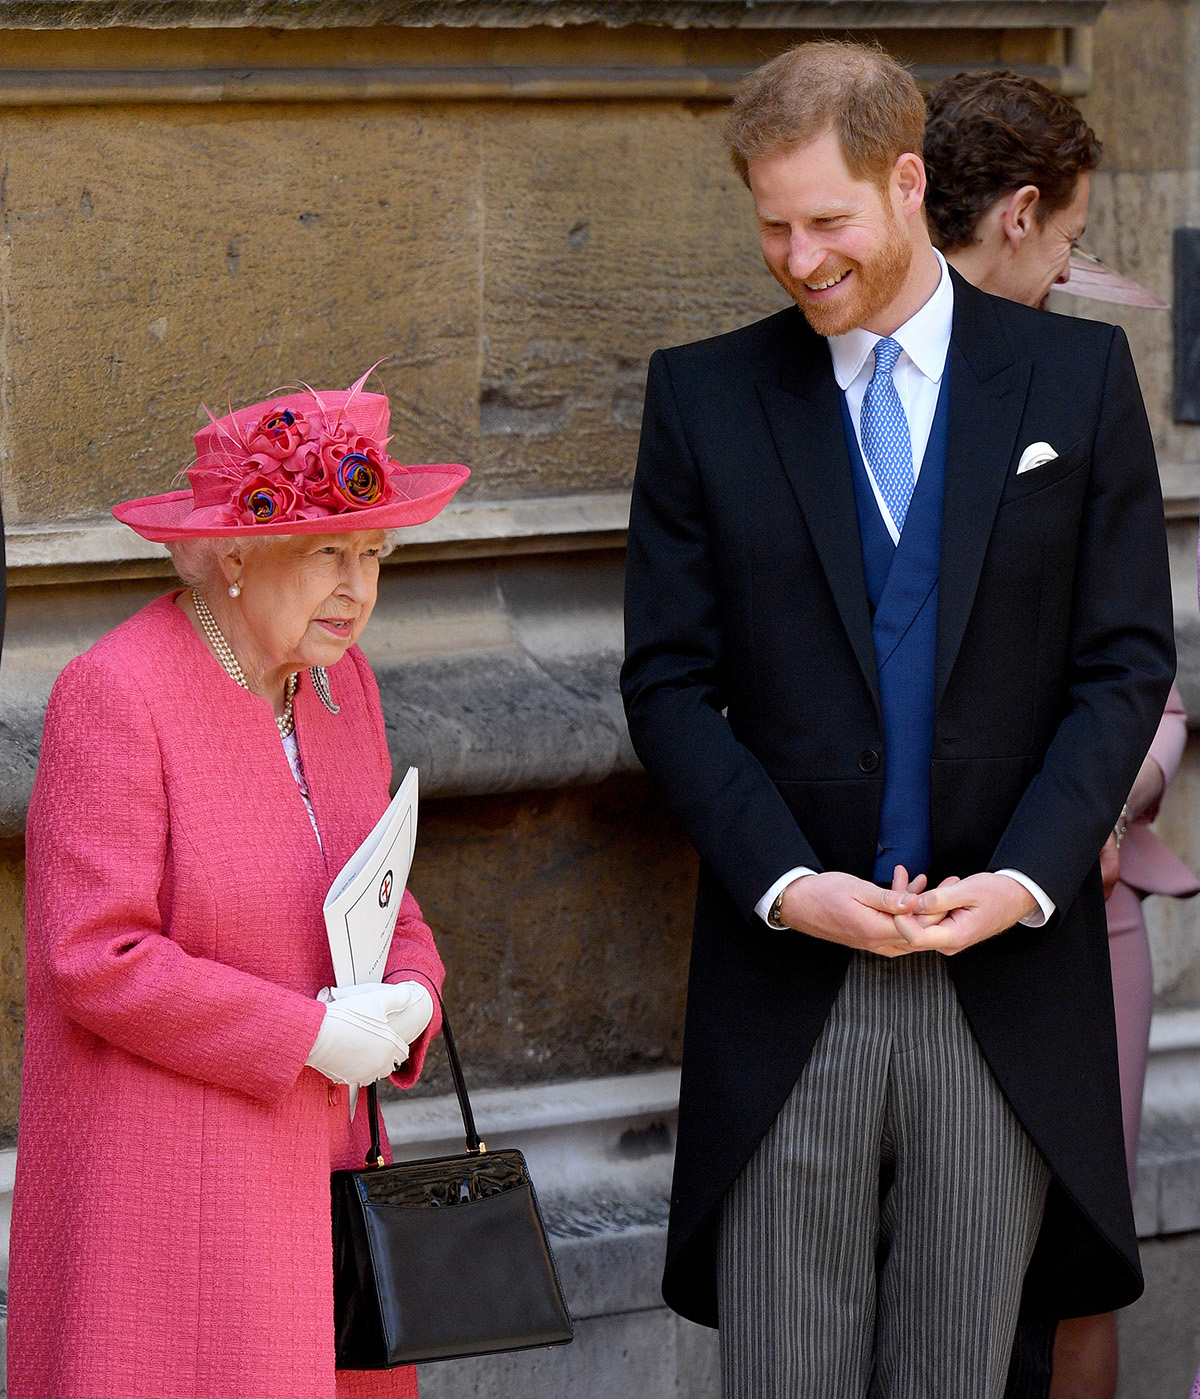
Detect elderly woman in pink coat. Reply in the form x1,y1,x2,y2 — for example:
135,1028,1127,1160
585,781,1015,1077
7,373,469,1399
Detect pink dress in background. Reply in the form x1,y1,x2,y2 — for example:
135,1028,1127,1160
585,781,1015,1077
1107,682,1199,1189
8,593,445,1399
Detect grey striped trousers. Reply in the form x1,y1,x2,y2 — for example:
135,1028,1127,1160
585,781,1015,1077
717,951,1050,1399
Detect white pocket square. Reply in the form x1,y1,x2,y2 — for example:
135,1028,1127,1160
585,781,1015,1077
1016,441,1059,475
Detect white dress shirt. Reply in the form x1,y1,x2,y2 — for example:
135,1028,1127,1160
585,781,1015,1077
755,250,1054,930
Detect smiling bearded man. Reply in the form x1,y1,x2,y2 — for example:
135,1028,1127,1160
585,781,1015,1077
759,138,915,338
621,39,1174,1399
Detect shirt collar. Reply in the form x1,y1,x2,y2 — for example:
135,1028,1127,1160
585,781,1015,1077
827,249,954,390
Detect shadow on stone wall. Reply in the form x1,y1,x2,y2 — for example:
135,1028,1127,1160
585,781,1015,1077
0,844,22,1149
391,773,698,1103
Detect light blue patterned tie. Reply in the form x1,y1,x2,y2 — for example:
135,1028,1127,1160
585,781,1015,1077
860,337,914,533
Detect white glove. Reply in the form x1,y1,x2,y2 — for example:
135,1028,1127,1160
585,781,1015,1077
318,981,435,1060
305,998,409,1087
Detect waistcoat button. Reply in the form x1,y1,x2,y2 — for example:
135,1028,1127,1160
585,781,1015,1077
858,749,880,773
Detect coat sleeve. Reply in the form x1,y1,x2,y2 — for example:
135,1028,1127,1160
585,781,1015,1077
27,652,326,1104
621,349,822,919
987,328,1176,911
383,890,445,1088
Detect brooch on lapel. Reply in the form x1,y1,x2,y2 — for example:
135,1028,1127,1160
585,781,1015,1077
311,666,340,715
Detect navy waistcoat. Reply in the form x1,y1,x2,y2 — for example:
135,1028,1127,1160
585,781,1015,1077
839,373,950,884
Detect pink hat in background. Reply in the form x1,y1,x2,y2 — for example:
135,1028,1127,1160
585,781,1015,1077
1058,249,1169,309
113,368,469,542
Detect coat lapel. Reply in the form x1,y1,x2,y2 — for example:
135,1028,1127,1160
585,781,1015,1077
935,274,1032,707
293,669,362,882
755,315,881,715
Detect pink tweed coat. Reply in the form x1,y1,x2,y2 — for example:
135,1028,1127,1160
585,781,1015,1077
9,593,445,1399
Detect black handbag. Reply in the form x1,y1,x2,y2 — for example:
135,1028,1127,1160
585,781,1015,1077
331,997,574,1369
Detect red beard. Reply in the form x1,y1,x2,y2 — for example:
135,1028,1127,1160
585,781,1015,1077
770,216,914,337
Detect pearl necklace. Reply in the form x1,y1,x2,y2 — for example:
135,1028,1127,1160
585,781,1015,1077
192,589,298,739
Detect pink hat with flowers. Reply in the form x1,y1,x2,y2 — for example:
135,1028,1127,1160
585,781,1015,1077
113,368,469,541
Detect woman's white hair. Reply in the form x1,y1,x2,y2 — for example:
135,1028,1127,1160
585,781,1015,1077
165,536,265,591
166,530,399,591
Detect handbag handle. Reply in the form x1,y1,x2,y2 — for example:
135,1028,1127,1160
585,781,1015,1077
365,976,483,1169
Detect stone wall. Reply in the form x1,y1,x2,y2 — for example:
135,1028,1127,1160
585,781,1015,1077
0,84,768,519
0,6,1096,531
397,775,698,1101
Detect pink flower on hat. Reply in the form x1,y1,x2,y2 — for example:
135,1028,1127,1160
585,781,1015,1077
246,407,311,462
335,450,390,509
235,470,304,526
306,434,392,513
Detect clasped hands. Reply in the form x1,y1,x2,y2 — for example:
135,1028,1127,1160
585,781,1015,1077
778,866,1037,958
305,980,435,1087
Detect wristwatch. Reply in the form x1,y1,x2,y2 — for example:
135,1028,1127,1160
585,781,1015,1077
767,890,788,930
1113,802,1130,849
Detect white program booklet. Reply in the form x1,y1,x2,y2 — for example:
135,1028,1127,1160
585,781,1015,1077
323,765,419,990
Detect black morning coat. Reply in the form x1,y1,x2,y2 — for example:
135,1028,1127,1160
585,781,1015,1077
620,270,1176,1333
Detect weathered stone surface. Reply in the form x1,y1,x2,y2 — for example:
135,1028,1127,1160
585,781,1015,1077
1116,1231,1200,1398
376,550,635,791
1077,0,1199,174
379,646,633,793
1056,0,1200,504
0,12,1142,530
0,847,24,1152
0,0,1106,30
416,1292,720,1399
397,773,697,1102
475,102,775,497
0,21,1082,77
0,92,791,524
1166,520,1200,713
0,103,483,525
0,18,1083,528
1134,1119,1200,1234
550,1219,672,1320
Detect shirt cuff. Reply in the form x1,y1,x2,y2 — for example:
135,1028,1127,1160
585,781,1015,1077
755,868,817,925
995,869,1056,928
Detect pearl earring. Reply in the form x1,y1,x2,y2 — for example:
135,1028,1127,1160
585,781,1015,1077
228,582,242,598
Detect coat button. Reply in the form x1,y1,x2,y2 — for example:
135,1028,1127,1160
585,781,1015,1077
858,749,880,773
